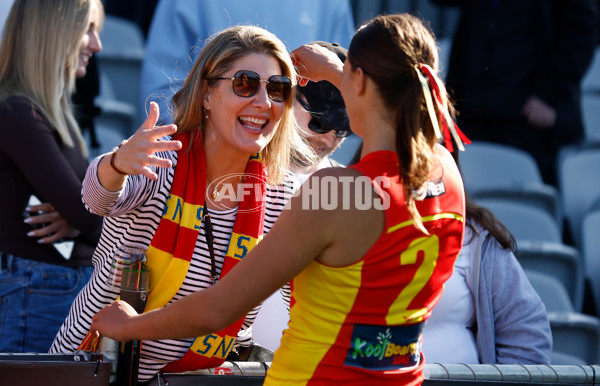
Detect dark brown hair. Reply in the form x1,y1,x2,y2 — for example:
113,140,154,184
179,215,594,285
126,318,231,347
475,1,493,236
347,13,448,231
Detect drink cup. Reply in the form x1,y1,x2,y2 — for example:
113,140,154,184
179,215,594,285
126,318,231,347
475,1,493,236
109,246,149,312
109,245,149,386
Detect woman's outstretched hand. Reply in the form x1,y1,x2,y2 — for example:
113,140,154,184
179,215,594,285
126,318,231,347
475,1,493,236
110,101,182,180
99,102,182,189
291,43,344,88
91,300,138,342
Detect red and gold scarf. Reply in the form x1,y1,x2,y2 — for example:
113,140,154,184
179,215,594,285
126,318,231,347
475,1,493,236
79,132,267,372
152,132,267,372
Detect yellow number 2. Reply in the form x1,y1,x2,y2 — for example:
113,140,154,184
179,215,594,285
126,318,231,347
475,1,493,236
386,234,440,325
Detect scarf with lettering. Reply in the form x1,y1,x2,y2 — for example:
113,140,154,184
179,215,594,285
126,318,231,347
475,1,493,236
149,131,266,372
79,131,267,371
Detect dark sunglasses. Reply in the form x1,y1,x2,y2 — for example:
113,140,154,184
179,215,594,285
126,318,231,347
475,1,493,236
296,95,352,138
211,70,292,102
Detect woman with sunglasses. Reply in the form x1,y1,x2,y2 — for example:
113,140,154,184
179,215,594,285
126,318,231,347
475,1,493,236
50,25,313,382
291,41,352,187
91,14,467,385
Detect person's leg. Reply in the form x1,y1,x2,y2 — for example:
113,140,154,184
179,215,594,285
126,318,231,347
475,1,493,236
502,120,558,186
524,133,558,186
24,261,93,353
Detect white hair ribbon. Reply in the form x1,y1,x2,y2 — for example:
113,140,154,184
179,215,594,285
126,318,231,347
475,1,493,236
414,63,471,152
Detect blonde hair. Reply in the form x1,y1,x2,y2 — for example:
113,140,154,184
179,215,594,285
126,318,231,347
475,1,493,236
349,14,454,233
0,0,105,158
172,25,314,184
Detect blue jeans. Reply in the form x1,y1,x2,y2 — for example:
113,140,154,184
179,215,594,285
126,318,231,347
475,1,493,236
0,255,92,353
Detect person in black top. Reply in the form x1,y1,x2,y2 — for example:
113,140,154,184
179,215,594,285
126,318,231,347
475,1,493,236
0,0,104,353
432,0,599,185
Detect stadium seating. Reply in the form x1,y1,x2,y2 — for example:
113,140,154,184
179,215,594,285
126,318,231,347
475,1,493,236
461,141,562,228
558,148,600,250
547,311,600,365
474,199,562,243
582,209,600,315
518,242,584,312
96,15,145,126
525,270,599,365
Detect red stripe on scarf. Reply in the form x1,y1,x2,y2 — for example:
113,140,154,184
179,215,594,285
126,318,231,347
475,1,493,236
148,132,267,373
173,227,201,262
151,220,179,252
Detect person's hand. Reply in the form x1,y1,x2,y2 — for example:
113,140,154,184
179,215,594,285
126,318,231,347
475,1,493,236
291,43,344,87
25,202,79,244
110,101,182,181
522,96,557,129
91,300,138,342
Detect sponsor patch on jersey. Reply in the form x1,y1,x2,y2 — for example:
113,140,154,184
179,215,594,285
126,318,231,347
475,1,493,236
425,178,446,198
344,323,424,371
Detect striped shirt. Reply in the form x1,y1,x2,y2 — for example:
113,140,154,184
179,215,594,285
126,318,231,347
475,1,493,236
49,143,295,381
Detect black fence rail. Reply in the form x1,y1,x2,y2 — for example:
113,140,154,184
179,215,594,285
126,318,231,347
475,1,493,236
1,353,599,386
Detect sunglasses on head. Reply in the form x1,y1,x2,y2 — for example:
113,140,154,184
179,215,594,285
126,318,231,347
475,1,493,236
211,70,292,102
296,95,352,138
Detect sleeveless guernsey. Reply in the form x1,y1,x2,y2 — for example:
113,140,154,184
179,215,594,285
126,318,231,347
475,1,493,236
265,148,465,385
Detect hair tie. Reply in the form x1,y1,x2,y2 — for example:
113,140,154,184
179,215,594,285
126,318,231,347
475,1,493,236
414,63,471,152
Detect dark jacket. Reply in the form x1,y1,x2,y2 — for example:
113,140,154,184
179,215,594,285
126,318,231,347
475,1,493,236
0,96,102,266
433,0,599,145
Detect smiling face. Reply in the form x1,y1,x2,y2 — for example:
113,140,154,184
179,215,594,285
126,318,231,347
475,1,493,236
76,0,102,78
203,53,287,158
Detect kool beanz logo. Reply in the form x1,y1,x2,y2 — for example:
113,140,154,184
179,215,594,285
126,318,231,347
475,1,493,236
345,324,423,371
351,328,394,361
205,173,392,212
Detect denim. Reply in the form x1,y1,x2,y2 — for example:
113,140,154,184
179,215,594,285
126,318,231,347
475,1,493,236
0,255,92,353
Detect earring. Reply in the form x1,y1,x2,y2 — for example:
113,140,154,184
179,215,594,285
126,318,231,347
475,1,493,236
204,109,209,119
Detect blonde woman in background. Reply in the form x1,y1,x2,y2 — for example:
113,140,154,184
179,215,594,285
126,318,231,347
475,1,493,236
0,0,104,353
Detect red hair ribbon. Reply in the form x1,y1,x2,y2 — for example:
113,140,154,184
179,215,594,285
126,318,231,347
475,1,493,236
414,63,471,152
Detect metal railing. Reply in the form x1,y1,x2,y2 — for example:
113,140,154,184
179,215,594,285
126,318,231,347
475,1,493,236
1,354,599,385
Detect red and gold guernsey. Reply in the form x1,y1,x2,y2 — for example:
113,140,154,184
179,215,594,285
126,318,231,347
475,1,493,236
265,146,465,385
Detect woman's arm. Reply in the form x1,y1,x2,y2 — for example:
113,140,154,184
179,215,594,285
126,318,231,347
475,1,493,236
82,102,182,217
292,44,345,89
482,239,552,364
24,201,81,244
0,97,99,232
91,168,384,341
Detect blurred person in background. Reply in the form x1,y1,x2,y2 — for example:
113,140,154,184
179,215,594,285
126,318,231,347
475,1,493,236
139,0,355,124
432,0,599,185
0,0,104,353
